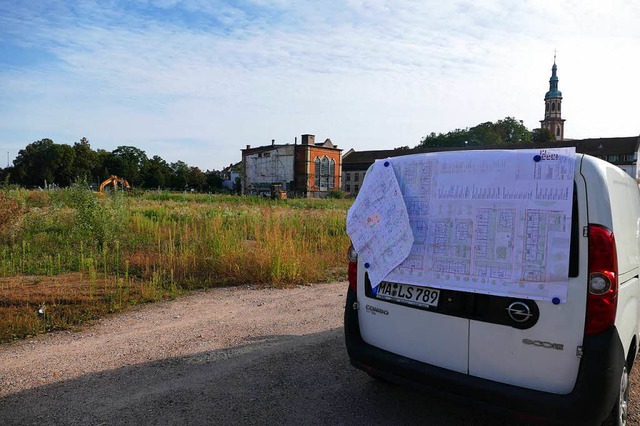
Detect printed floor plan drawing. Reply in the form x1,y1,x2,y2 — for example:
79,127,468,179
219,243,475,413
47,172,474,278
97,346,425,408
380,148,576,302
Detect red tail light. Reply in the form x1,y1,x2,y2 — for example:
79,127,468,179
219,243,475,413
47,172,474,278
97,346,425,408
585,224,618,335
347,244,358,292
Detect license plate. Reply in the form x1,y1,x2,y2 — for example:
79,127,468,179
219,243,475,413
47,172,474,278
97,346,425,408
375,281,440,308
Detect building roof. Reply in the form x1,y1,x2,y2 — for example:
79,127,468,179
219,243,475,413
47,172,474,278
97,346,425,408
572,136,640,155
242,139,341,156
241,143,293,155
342,136,640,171
545,61,563,99
342,148,415,171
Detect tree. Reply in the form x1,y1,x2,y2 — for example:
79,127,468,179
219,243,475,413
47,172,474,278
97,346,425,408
419,128,470,148
532,128,556,145
109,146,148,187
467,122,501,146
168,161,189,190
51,143,76,186
188,166,207,192
142,155,172,189
492,117,531,145
95,149,114,184
0,166,12,185
71,137,99,183
418,117,533,148
206,170,224,192
12,139,76,187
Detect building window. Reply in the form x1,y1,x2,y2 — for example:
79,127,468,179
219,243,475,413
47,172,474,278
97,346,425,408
329,159,335,188
346,184,351,192
354,184,359,193
551,102,555,112
346,172,350,181
546,103,549,112
314,157,321,187
558,103,561,112
315,156,331,190
556,126,560,137
609,155,619,163
354,172,359,182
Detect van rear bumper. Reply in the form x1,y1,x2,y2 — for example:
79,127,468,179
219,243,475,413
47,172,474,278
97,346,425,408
344,288,624,426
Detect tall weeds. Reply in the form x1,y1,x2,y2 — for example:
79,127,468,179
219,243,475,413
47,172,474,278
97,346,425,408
0,188,352,341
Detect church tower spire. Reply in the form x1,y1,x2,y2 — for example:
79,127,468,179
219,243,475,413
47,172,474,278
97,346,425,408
540,55,566,140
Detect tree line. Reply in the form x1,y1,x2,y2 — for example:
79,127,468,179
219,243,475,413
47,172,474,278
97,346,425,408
0,137,238,192
417,117,555,148
0,119,554,190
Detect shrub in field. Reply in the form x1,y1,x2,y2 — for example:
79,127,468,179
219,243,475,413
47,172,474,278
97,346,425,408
25,190,51,208
64,183,128,248
0,192,24,243
326,189,345,199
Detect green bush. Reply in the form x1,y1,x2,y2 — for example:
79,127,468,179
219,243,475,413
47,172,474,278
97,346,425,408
326,189,345,199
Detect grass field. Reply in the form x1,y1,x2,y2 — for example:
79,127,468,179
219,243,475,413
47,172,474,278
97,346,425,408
0,186,352,342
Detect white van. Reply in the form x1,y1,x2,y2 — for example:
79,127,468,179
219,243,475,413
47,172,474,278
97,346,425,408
345,151,640,426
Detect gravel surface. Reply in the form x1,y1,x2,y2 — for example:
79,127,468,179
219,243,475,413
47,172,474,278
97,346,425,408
0,281,639,425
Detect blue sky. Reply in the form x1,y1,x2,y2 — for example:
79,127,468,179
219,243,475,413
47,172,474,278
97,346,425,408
1,0,639,171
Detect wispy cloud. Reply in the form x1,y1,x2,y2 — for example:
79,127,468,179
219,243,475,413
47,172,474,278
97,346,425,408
1,0,639,169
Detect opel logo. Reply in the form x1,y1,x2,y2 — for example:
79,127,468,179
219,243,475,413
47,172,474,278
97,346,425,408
506,301,533,323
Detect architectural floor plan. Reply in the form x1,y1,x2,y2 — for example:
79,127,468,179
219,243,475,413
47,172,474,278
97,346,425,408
368,148,577,302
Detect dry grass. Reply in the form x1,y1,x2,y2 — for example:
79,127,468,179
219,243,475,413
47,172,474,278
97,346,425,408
0,273,171,340
0,188,352,341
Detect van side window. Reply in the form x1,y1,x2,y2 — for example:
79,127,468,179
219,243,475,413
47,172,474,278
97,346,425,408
569,183,579,277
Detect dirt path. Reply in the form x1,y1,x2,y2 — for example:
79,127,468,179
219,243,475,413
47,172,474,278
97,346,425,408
0,282,346,399
1,282,639,425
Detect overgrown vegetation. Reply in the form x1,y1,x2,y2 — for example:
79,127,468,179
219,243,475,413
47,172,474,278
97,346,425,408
417,116,555,148
0,187,352,342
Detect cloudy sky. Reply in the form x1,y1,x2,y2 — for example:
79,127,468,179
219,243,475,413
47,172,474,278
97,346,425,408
1,0,639,171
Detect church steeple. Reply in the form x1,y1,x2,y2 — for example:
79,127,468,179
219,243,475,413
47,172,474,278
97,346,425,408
540,55,565,140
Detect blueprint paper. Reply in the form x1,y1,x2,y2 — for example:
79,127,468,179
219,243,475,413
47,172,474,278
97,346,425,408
383,148,576,302
346,160,414,289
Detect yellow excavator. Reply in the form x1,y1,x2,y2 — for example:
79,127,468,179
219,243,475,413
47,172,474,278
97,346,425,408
98,175,131,194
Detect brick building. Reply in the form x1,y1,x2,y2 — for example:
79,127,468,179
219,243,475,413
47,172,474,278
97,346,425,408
242,134,342,198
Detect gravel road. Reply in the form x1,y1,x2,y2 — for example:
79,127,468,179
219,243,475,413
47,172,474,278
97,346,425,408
0,281,638,425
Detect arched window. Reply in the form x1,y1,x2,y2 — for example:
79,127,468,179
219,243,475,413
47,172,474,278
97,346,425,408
314,157,321,187
558,103,561,112
551,102,555,112
546,103,549,112
329,159,335,188
556,126,561,137
315,156,330,190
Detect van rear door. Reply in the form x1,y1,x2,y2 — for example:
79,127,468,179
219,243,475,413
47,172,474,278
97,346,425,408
357,268,470,374
468,157,586,394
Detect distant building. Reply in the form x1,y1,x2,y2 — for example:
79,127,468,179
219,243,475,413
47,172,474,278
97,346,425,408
342,148,413,196
342,136,640,196
569,136,640,179
540,56,566,141
221,163,241,191
242,134,342,198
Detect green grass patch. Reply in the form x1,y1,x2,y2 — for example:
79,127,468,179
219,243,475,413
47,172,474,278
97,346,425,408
0,187,352,341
